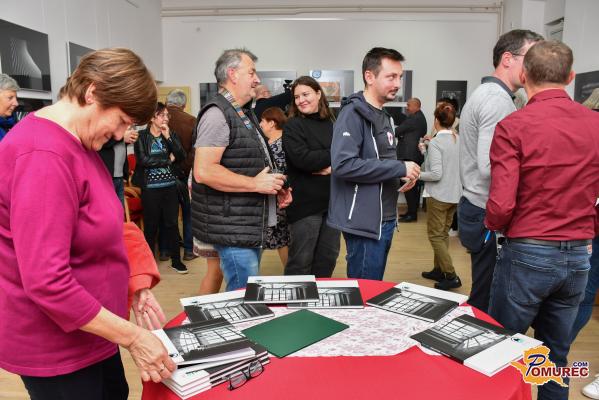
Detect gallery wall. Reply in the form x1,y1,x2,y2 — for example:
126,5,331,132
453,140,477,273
161,11,501,125
0,0,163,101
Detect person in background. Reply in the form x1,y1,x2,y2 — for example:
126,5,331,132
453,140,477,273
486,40,599,400
0,48,175,400
569,93,599,400
260,106,291,267
99,125,138,204
328,47,420,281
282,76,340,277
158,89,197,261
0,73,20,141
254,81,293,120
396,97,427,223
134,102,188,274
458,29,543,312
419,102,462,290
192,48,291,291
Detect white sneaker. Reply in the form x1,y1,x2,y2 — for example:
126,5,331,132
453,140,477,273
448,229,458,237
583,374,599,399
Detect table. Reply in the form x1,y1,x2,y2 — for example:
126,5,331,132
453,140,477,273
142,279,531,400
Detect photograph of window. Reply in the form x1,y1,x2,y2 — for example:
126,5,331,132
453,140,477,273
184,299,273,324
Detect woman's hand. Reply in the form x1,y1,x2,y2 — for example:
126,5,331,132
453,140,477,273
161,123,171,139
132,288,166,331
277,187,293,209
312,166,332,176
126,328,177,383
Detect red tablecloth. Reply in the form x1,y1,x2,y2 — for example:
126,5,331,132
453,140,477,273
142,279,531,400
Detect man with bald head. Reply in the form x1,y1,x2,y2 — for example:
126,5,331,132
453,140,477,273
0,74,20,142
396,97,427,222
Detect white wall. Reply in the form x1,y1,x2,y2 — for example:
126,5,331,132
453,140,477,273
563,0,599,81
162,12,500,125
1,0,163,100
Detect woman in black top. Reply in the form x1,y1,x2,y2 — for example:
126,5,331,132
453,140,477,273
133,102,187,273
282,76,340,277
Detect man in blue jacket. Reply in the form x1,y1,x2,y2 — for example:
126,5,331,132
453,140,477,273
328,47,420,280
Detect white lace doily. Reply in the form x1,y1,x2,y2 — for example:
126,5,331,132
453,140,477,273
183,306,474,358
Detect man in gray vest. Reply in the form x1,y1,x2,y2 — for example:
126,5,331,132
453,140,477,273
192,48,291,291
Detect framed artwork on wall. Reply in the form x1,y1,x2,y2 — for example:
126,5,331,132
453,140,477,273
67,42,94,75
310,70,354,102
158,85,192,114
436,80,467,114
257,71,296,96
574,70,599,104
0,19,51,91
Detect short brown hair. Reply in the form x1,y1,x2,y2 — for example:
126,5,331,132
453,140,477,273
288,76,334,121
434,101,456,129
60,48,157,124
523,41,573,86
492,29,543,68
260,107,287,130
362,47,405,85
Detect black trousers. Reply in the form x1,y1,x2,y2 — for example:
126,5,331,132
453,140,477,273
21,352,128,400
285,212,340,277
142,185,181,262
404,181,422,218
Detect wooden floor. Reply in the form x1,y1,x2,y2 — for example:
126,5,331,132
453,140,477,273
1,208,597,399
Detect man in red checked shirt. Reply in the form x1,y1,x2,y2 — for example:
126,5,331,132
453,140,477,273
485,40,599,400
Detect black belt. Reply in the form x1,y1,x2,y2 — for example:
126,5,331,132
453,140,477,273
508,238,591,248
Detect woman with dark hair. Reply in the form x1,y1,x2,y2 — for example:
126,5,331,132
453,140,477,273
260,107,290,266
134,102,187,274
419,102,462,290
282,76,340,277
0,48,174,400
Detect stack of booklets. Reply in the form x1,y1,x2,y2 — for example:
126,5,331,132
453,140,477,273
153,318,271,397
411,314,542,376
366,282,468,322
153,318,256,366
288,280,364,309
180,290,274,324
244,275,319,304
161,343,270,399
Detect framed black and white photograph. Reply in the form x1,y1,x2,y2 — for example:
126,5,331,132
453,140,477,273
436,80,468,114
574,70,599,104
67,42,94,75
0,19,51,91
199,82,219,107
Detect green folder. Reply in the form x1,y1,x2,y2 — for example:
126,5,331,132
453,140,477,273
241,309,349,357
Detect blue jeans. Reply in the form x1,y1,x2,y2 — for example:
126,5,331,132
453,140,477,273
570,235,599,343
488,240,590,400
343,220,396,280
213,245,261,291
113,177,124,205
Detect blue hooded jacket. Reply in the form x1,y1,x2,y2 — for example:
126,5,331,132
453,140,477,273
327,92,407,240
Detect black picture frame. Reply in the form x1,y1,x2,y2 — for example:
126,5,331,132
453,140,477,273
436,80,468,114
67,42,94,75
574,70,599,104
0,19,51,91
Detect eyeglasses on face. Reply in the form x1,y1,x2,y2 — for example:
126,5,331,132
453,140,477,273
156,112,169,119
227,359,264,391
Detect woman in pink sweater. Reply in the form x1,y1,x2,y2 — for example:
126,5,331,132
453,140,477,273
0,48,175,400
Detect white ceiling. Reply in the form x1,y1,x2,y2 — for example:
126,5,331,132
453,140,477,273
161,0,504,17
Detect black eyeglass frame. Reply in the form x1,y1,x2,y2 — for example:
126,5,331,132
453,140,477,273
227,359,264,391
